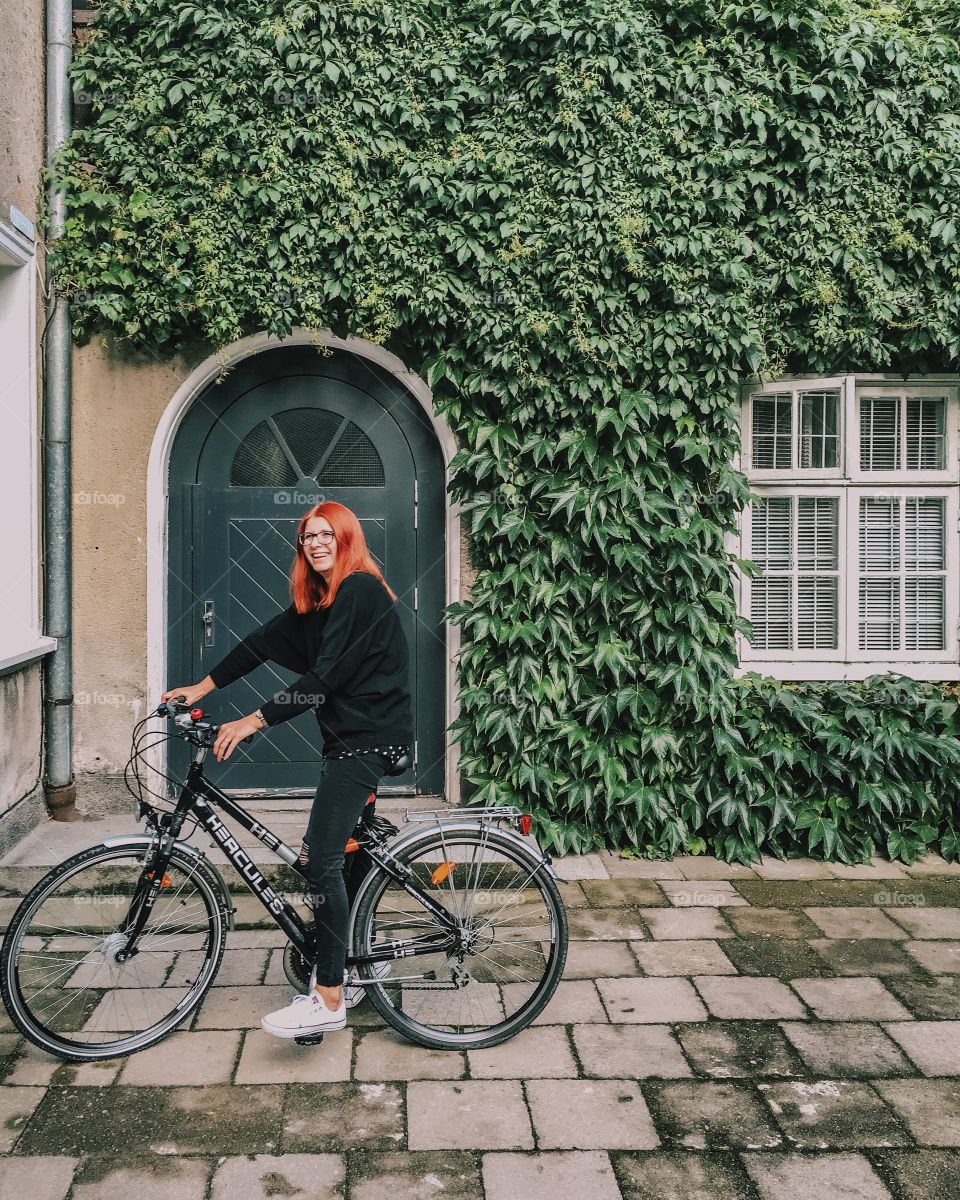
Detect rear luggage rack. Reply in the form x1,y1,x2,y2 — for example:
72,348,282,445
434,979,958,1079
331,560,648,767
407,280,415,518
403,805,525,824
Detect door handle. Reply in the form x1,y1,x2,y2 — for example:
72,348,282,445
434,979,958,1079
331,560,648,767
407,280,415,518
202,600,215,647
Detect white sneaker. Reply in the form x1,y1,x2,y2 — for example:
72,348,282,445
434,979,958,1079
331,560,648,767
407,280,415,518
343,960,392,1008
261,989,347,1039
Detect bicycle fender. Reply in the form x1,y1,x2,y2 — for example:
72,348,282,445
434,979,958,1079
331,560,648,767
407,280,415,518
100,835,235,931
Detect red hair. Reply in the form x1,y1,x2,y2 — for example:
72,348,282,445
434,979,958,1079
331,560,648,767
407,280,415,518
290,501,396,612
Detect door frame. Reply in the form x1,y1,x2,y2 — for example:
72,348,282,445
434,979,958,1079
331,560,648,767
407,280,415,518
146,329,462,803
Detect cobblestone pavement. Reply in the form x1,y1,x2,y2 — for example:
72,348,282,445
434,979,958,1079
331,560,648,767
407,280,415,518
1,845,960,1199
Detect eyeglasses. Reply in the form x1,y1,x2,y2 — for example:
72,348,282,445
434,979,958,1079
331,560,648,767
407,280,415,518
298,531,336,546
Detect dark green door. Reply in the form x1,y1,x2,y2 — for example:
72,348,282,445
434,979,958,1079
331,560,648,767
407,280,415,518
168,348,445,795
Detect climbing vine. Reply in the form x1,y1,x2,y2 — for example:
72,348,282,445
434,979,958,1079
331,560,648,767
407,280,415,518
51,0,960,860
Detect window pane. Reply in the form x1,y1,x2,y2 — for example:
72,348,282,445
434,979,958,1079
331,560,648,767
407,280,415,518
797,497,838,570
860,397,900,470
799,389,839,468
750,578,792,649
752,393,792,469
797,577,838,648
859,578,900,651
859,497,900,572
750,497,792,570
906,578,945,651
905,397,945,470
905,498,945,571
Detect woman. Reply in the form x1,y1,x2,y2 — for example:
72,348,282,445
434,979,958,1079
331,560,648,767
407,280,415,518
161,501,414,1039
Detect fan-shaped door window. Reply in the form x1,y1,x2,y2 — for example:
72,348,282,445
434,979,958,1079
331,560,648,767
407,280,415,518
230,407,385,487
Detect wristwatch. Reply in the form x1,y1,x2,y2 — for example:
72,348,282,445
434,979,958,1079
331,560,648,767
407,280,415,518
253,709,268,729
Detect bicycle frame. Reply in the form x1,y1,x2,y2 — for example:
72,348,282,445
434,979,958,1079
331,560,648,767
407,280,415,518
139,754,462,972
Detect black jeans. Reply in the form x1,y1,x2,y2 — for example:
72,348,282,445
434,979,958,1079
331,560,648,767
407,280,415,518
298,753,388,987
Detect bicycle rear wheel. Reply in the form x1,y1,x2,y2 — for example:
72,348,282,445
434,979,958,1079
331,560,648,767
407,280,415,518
0,842,227,1061
351,825,567,1049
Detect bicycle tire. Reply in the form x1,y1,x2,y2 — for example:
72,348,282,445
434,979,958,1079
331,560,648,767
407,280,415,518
0,842,227,1061
351,825,568,1050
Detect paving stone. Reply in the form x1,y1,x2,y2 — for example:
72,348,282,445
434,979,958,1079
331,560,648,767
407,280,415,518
483,1150,622,1200
579,880,667,907
210,1153,344,1200
468,1025,578,1078
118,1029,242,1085
501,979,607,1025
723,908,820,939
804,907,909,940
827,861,908,880
630,939,736,976
527,1078,659,1149
672,856,758,880
753,858,834,880
4,1042,121,1087
760,1079,910,1148
735,880,960,908
407,1080,533,1150
20,1084,284,1154
70,1157,213,1200
596,977,708,1023
659,880,748,907
638,907,734,940
742,1151,892,1199
883,1021,960,1076
0,1084,46,1151
613,1150,757,1199
809,939,916,977
904,941,960,974
0,1033,21,1070
551,854,609,880
561,939,638,979
349,1150,481,1200
197,947,270,986
0,1155,77,1200
235,1028,352,1083
902,854,960,876
557,882,589,909
567,908,649,941
284,1082,404,1151
675,1022,802,1079
779,1022,912,1078
886,907,960,939
572,1023,692,1079
599,851,684,878
884,975,960,1019
790,978,912,1021
192,985,294,1028
354,1028,466,1080
872,1149,960,1200
693,977,808,1020
722,937,826,979
875,1079,960,1145
226,929,295,948
647,1080,783,1150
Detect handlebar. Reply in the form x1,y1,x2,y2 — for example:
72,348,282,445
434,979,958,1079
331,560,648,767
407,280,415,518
156,698,255,748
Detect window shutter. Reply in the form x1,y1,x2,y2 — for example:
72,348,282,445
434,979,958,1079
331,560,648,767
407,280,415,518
905,397,945,470
749,497,792,648
751,393,792,469
860,397,900,470
799,389,839,469
797,497,838,648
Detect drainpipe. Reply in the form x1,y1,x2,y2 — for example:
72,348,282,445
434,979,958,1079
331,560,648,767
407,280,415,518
42,0,77,820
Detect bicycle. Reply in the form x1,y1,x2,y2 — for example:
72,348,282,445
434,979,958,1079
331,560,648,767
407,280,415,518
0,699,568,1061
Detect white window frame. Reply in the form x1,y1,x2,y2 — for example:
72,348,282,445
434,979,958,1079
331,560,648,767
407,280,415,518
0,217,56,674
736,373,960,681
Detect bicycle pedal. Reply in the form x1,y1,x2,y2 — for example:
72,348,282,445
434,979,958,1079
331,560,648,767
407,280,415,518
294,1032,326,1046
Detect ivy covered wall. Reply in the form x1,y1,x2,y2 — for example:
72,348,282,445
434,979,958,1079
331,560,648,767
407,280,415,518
52,0,960,861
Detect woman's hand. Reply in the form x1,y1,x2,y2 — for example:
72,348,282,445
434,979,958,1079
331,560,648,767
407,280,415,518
161,679,214,707
213,714,264,762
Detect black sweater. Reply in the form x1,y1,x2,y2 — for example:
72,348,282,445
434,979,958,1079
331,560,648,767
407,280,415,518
208,571,414,751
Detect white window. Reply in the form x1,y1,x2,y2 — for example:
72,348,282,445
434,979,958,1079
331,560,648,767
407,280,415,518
737,375,960,680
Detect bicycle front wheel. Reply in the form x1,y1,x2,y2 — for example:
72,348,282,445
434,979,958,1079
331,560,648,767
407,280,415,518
352,825,568,1050
0,842,227,1061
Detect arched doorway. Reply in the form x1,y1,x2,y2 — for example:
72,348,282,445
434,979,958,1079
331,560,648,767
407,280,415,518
166,345,446,795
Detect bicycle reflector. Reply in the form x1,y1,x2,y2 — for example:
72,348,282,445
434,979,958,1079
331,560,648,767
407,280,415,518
431,861,457,885
520,814,532,836
190,707,204,720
